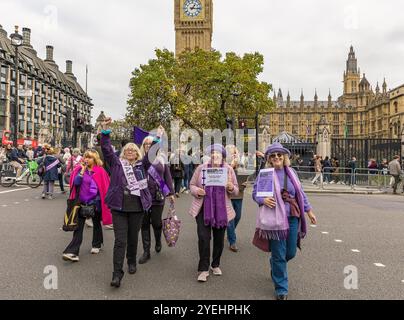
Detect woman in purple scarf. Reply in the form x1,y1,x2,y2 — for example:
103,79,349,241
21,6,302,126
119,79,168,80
189,144,239,282
252,143,317,300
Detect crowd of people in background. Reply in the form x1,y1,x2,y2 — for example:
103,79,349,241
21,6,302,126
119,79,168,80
289,152,403,191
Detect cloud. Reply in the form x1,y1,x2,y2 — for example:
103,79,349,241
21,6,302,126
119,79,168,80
1,0,403,121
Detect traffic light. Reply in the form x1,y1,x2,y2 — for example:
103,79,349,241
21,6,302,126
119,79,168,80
76,117,84,132
239,119,246,129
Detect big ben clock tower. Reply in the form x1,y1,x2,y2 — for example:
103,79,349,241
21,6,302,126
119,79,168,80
174,0,213,56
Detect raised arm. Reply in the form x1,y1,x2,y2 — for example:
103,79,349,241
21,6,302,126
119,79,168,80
101,131,119,168
99,117,119,168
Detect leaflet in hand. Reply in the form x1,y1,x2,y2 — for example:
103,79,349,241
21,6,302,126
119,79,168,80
203,167,228,187
257,168,274,197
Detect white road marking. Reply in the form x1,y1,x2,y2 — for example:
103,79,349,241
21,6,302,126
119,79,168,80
374,263,386,267
334,239,343,243
14,202,20,205
351,249,360,253
310,225,317,228
2,205,7,207
0,188,30,194
321,231,329,234
24,199,29,202
401,280,404,283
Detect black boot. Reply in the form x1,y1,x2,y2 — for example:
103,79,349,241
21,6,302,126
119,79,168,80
154,227,162,253
110,272,123,288
139,229,151,264
128,264,137,275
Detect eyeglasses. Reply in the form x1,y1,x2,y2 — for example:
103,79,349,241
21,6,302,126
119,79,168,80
269,153,284,159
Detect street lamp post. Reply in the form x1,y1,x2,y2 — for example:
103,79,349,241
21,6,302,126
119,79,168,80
73,104,78,148
10,26,23,147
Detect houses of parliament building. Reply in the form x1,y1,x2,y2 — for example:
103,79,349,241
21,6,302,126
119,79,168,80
268,46,404,141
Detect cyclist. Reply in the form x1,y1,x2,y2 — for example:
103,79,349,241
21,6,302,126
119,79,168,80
6,143,24,179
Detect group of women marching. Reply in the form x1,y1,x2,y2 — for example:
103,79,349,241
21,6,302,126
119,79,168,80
60,116,317,299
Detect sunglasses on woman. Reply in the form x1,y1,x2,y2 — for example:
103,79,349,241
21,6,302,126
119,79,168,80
269,153,284,158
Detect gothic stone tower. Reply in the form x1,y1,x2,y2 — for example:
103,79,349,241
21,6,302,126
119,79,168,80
343,46,361,103
174,0,213,56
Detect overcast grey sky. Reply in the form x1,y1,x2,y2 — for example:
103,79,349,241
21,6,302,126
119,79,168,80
2,0,403,121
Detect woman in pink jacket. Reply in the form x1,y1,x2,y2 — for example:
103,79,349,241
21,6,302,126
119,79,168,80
189,144,239,282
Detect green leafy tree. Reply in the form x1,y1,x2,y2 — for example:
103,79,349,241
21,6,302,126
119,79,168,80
127,49,274,133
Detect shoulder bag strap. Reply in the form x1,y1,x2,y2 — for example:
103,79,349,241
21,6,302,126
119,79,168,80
283,167,288,191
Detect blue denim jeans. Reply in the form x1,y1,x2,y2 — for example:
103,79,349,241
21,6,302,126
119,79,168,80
227,199,243,246
270,216,299,296
183,164,193,190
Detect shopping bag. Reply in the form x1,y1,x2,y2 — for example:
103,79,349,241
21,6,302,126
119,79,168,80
162,203,181,247
62,185,81,232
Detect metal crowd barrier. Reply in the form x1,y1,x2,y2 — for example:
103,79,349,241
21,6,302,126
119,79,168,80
292,166,393,191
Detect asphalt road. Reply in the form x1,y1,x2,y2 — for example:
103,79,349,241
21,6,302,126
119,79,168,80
1,184,404,300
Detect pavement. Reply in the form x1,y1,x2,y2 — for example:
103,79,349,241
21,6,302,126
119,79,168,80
1,185,404,300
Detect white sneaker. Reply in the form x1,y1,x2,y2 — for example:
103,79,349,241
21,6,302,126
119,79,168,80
197,271,209,282
104,224,114,230
210,267,223,276
63,253,79,262
91,248,100,254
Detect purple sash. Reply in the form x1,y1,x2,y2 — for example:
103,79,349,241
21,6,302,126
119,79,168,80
148,164,170,197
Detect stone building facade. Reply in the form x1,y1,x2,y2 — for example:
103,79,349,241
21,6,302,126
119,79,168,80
269,46,404,141
174,0,213,56
0,25,92,147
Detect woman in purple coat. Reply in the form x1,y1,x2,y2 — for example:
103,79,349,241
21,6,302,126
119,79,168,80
100,118,156,288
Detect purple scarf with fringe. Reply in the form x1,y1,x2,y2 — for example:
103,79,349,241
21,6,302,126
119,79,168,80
203,164,228,228
256,166,307,241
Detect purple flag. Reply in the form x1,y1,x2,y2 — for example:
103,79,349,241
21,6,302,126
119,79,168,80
134,126,150,145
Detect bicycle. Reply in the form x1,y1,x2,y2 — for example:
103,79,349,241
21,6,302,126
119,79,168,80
0,159,43,188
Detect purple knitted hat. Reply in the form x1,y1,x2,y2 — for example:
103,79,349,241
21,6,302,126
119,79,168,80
265,143,291,157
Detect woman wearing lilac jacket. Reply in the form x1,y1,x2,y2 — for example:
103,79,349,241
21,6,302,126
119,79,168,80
252,143,317,300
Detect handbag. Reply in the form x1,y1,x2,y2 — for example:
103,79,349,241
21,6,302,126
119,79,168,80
162,203,181,247
64,172,71,185
63,185,81,232
80,204,96,219
155,188,165,201
252,229,270,252
38,163,46,177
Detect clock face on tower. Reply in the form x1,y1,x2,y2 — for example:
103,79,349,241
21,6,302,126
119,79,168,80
183,0,202,17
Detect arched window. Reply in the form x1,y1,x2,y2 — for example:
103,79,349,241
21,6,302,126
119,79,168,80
394,101,398,114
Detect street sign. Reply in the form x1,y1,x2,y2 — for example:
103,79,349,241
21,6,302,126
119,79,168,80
18,89,33,97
